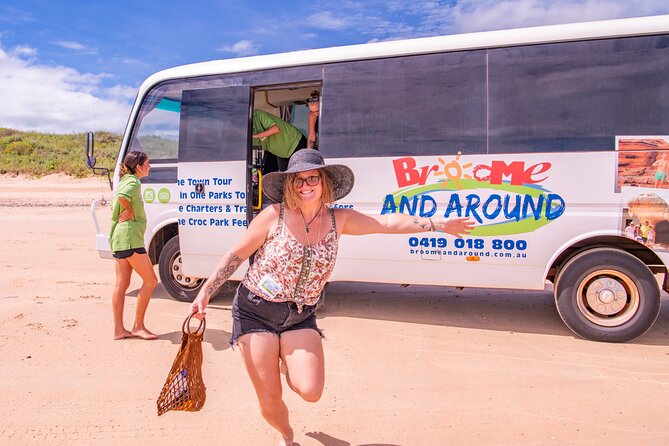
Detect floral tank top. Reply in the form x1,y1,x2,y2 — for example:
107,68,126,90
242,205,338,312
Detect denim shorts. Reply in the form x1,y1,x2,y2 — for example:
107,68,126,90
230,283,323,347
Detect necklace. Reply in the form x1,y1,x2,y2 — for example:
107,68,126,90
299,205,323,246
299,205,323,264
295,205,324,307
299,205,322,233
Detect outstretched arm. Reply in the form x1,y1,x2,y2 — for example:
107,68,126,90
338,209,474,237
189,205,279,318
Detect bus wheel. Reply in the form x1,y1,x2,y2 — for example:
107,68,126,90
554,248,660,342
158,236,204,302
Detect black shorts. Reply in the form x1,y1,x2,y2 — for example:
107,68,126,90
112,247,147,259
230,283,323,347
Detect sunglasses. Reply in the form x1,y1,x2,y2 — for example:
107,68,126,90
294,175,321,188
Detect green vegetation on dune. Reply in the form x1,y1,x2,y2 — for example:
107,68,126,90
0,128,122,177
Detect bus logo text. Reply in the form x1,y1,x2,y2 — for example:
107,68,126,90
393,157,552,188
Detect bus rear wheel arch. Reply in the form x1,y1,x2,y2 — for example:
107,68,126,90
554,247,660,342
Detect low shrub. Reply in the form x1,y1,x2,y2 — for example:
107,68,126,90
4,141,33,156
0,129,122,177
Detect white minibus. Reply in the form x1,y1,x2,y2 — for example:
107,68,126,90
87,15,669,342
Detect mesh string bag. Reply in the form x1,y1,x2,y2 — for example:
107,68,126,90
157,314,206,416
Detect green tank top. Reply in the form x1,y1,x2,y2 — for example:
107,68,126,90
109,174,147,253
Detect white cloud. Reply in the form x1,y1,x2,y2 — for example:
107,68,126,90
11,45,37,57
218,39,260,56
0,7,35,25
121,57,142,65
304,1,669,40
104,84,138,102
449,0,621,32
52,40,98,54
0,46,133,133
409,0,669,34
301,8,414,37
306,12,348,30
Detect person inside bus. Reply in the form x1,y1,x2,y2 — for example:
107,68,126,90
109,151,158,340
252,109,307,173
188,149,474,446
306,90,320,149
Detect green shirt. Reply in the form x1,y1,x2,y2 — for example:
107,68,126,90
252,109,303,158
109,174,147,253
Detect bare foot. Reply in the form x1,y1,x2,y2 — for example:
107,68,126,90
278,428,294,446
131,328,158,340
113,329,136,340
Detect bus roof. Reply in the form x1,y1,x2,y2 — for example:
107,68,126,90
140,14,669,95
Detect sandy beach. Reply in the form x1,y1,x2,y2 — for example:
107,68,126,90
1,174,668,446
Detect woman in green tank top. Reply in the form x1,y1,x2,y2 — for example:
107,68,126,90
109,151,158,340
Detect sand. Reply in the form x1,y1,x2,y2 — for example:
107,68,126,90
1,174,668,445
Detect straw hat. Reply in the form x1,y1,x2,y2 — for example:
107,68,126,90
262,149,354,203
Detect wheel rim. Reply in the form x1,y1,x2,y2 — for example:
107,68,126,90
576,269,640,327
168,250,203,291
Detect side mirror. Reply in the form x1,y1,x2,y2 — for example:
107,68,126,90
85,132,96,168
84,131,112,190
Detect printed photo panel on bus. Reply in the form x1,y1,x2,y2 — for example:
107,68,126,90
617,137,669,191
618,136,669,253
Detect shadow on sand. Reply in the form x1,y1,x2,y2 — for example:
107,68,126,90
306,430,401,446
131,281,669,347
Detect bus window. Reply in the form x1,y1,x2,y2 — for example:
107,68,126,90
179,87,249,163
130,90,181,161
321,50,487,158
129,74,250,160
489,35,669,153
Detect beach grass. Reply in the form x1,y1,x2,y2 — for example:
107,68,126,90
0,128,122,177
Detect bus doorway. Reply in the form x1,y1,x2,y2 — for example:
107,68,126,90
248,83,321,222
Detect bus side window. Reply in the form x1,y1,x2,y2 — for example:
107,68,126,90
488,35,669,153
131,98,180,161
179,86,248,163
321,51,487,157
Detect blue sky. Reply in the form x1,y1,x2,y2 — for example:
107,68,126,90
2,0,669,133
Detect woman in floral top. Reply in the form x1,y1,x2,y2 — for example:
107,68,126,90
189,149,473,446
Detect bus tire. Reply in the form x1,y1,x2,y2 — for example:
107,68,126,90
554,247,660,342
158,236,204,302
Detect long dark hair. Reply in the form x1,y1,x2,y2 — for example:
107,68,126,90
120,151,148,177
